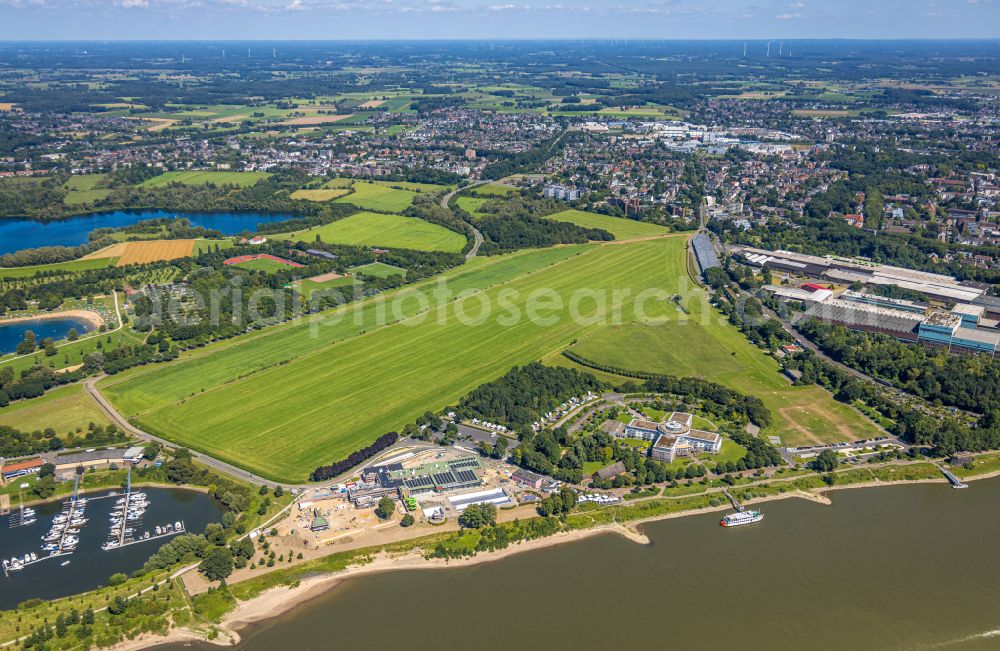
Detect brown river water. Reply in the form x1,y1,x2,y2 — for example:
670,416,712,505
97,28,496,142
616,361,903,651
161,478,1000,651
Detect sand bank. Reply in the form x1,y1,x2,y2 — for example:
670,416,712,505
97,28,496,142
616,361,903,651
0,309,104,330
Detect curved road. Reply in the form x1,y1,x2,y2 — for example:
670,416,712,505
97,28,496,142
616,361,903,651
439,181,486,260
83,376,288,488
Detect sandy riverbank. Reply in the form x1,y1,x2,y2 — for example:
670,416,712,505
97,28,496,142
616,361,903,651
0,309,104,330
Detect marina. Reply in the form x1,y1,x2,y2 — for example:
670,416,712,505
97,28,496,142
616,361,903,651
0,486,223,609
102,471,186,552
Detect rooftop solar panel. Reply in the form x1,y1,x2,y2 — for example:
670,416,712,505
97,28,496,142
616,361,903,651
455,470,478,484
433,472,457,485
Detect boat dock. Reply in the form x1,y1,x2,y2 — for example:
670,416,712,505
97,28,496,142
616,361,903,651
939,466,968,489
102,468,186,551
722,488,745,512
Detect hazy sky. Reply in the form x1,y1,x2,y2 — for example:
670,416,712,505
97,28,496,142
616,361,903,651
1,0,998,40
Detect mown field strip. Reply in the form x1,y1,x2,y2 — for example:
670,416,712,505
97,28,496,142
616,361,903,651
100,246,585,416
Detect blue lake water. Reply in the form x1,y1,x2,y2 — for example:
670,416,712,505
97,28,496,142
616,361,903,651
0,317,96,355
0,211,296,255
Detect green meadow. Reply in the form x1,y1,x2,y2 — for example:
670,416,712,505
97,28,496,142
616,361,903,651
0,257,118,280
333,180,421,212
543,209,671,240
100,239,683,482
273,211,467,252
140,170,271,188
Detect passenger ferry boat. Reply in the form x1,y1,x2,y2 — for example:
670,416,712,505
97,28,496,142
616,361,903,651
720,510,763,527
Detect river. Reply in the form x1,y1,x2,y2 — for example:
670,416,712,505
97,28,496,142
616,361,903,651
0,316,96,355
0,211,295,255
0,487,224,610
164,479,1000,651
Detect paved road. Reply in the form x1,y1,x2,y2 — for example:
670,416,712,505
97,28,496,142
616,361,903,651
439,181,486,260
83,376,288,488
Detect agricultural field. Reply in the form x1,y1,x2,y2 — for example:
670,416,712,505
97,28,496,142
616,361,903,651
543,209,670,240
99,239,684,482
115,239,195,265
350,262,406,278
273,211,467,252
63,174,111,205
0,384,110,434
333,181,421,212
140,170,271,188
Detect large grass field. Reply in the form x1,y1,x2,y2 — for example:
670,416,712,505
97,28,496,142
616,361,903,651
63,174,111,205
0,384,110,434
98,234,877,482
273,211,467,252
333,181,421,212
0,257,118,280
140,171,271,188
456,196,489,219
543,209,671,240
350,262,406,278
290,188,351,202
99,239,685,482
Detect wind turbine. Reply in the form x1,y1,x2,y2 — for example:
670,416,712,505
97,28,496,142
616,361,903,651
743,42,747,57
766,41,772,57
779,41,784,56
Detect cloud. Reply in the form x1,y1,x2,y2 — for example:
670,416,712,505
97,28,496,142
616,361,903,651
775,11,801,19
121,0,149,7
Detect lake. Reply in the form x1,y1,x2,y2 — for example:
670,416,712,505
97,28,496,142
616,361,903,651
164,479,1000,651
0,211,296,255
0,487,224,610
0,317,96,355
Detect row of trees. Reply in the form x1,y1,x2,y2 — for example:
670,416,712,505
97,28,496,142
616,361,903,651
310,431,399,481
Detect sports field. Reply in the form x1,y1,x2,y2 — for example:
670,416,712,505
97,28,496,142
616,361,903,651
140,171,271,188
99,239,683,482
333,181,420,212
543,209,670,240
116,239,195,266
225,254,304,272
273,211,467,252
